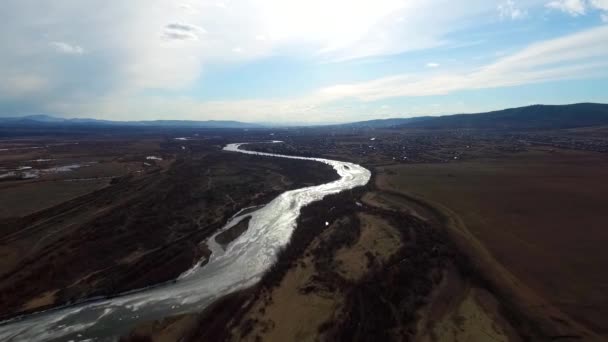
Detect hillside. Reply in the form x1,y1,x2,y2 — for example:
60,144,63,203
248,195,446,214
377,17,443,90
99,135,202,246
335,116,432,129
399,103,608,130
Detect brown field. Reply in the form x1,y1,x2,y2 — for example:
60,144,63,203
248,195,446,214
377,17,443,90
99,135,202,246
376,147,608,338
415,265,520,342
0,179,109,218
230,213,405,342
0,138,164,219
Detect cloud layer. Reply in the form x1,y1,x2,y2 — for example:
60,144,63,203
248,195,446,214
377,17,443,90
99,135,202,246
319,25,608,101
0,0,606,122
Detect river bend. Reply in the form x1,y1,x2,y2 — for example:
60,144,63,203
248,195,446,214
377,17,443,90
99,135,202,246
0,142,371,342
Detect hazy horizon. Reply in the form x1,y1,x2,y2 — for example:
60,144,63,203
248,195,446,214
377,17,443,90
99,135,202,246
3,102,606,127
2,1,608,123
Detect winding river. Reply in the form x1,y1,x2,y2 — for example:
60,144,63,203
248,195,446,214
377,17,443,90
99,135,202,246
0,142,371,342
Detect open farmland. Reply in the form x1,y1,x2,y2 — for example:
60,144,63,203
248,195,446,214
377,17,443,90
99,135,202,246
376,146,608,338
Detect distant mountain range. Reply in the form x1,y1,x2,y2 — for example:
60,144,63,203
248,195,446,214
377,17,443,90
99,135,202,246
2,103,607,130
396,103,608,130
0,115,262,129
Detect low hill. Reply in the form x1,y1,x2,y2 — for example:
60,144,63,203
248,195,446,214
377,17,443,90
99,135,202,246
399,103,608,130
335,116,432,129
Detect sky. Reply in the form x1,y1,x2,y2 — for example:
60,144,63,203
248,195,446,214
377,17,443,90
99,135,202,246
1,0,608,124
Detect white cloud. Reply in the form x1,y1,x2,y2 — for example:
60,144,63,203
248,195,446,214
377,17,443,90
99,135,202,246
49,41,85,55
318,25,608,101
3,0,606,122
162,23,205,41
589,0,608,21
546,0,608,23
590,0,608,10
546,0,587,15
498,0,528,19
0,0,542,97
53,25,608,123
426,62,440,68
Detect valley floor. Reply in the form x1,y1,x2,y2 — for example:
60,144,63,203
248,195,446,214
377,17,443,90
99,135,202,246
3,128,608,342
0,135,338,320
125,136,608,342
123,181,526,342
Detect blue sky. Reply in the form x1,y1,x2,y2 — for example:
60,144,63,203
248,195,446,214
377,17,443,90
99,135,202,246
1,0,607,123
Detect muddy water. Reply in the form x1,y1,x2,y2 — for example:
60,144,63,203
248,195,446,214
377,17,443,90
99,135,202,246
0,142,371,342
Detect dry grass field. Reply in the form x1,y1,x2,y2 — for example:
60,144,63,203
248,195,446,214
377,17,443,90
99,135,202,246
376,147,608,338
0,138,164,219
0,180,109,218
